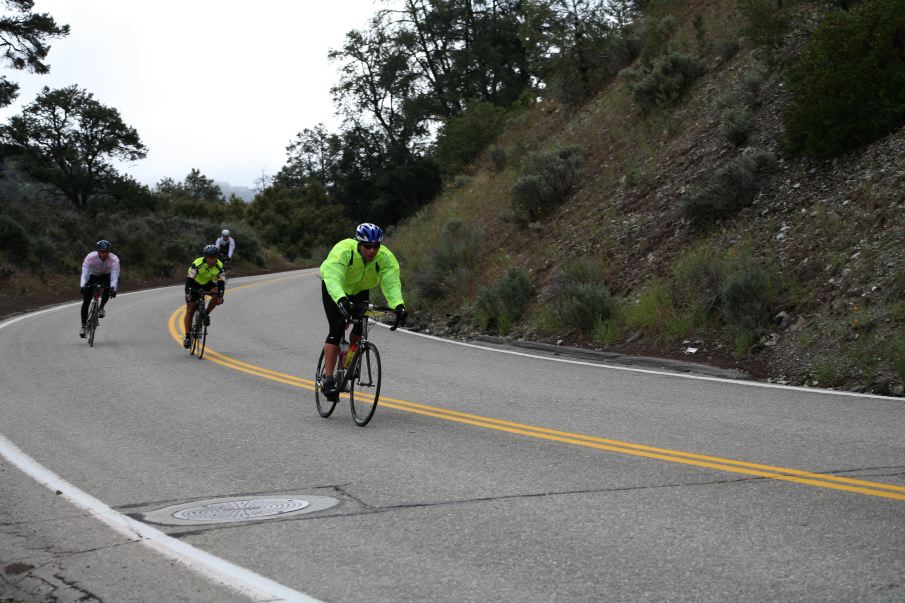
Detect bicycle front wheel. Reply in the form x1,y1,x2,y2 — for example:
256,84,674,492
189,310,202,356
198,321,208,359
87,301,99,347
315,349,337,418
349,343,381,427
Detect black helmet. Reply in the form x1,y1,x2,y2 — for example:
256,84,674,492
96,240,112,251
203,244,219,257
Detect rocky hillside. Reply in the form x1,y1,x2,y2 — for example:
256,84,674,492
390,0,905,396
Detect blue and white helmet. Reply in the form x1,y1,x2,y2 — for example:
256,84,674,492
354,223,384,243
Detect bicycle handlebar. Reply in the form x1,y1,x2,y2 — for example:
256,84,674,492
348,303,400,329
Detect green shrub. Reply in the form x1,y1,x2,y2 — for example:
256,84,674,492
628,52,706,113
738,0,791,52
784,0,905,157
25,236,55,272
743,69,765,105
0,215,29,260
434,100,510,178
670,244,725,316
486,145,508,172
557,281,614,333
546,26,642,107
720,255,774,331
470,267,532,334
412,220,484,301
473,286,501,330
715,38,740,62
510,146,584,221
721,107,754,146
638,15,677,66
497,267,533,323
681,150,776,227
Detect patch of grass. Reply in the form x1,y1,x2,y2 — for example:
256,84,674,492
734,329,757,357
592,317,620,346
851,349,879,382
890,301,905,324
621,279,695,342
814,360,837,386
891,336,905,384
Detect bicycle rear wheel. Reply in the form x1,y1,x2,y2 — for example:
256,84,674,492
87,301,99,347
349,343,381,426
315,349,337,417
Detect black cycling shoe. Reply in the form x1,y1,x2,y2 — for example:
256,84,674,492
203,316,211,326
79,325,87,338
98,307,106,318
183,336,191,349
322,376,339,400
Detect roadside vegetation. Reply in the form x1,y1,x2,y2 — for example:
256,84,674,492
3,0,905,393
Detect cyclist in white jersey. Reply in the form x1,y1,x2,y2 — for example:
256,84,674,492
214,229,235,269
79,240,120,338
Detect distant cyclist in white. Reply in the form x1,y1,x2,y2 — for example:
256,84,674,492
79,239,120,338
215,229,235,269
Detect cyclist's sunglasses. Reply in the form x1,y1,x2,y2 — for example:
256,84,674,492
360,242,380,250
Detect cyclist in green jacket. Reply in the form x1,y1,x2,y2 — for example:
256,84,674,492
182,244,226,348
320,223,407,400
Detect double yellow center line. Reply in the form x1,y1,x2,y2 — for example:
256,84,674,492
167,289,905,502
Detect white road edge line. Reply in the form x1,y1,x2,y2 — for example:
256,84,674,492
378,321,894,401
0,304,320,603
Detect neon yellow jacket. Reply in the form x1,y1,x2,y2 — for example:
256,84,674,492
187,257,225,286
320,239,404,308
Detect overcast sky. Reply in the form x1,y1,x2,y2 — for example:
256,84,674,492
0,1,381,190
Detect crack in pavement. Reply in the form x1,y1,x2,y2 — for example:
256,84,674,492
160,464,905,538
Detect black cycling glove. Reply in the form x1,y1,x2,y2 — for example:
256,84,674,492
337,297,353,321
391,304,407,331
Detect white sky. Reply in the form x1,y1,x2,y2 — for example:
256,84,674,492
0,1,380,189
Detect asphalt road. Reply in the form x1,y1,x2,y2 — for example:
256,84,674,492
2,269,904,602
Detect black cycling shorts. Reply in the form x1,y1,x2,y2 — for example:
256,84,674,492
187,281,217,302
322,280,368,345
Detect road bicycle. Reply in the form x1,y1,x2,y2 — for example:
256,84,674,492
85,283,107,347
187,290,217,359
219,253,231,277
315,303,395,427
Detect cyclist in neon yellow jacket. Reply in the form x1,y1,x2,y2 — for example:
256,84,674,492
182,244,226,349
319,222,407,400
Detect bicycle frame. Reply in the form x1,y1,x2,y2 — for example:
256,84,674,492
315,303,394,426
337,304,390,389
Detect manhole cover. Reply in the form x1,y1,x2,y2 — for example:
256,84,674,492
173,499,310,521
143,495,339,526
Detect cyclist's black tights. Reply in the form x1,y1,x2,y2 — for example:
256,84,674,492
322,281,367,344
81,274,111,325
